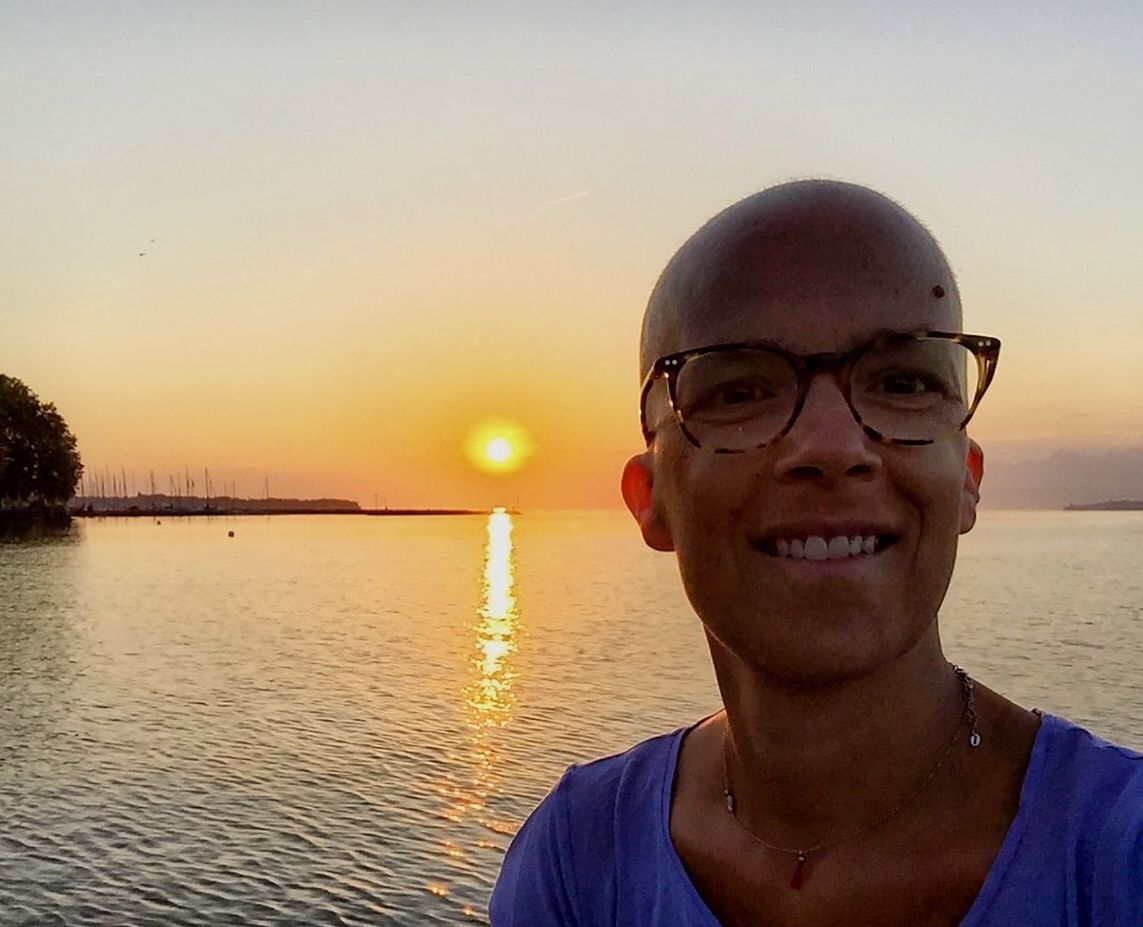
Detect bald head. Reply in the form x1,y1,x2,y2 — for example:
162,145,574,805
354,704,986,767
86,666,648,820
640,180,961,377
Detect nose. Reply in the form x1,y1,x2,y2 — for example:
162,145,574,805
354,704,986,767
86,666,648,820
770,373,882,484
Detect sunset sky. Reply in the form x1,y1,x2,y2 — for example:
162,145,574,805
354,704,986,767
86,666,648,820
4,3,1142,509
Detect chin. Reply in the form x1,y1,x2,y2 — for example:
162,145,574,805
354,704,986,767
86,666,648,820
705,602,937,690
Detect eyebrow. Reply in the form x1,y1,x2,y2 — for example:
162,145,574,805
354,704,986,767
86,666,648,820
669,327,912,360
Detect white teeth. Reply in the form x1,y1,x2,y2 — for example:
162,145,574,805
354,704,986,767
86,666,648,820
804,536,829,560
827,536,851,560
771,533,883,559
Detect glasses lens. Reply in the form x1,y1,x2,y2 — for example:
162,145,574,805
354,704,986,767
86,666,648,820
674,348,799,450
851,338,978,442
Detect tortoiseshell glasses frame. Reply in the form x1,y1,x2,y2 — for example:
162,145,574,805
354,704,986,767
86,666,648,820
638,330,1001,453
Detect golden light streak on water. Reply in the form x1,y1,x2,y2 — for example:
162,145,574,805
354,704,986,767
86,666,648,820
433,507,522,910
467,508,519,727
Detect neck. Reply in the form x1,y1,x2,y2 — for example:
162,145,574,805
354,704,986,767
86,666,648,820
711,629,971,847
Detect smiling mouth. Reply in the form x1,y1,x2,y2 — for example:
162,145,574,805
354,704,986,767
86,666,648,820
755,534,900,561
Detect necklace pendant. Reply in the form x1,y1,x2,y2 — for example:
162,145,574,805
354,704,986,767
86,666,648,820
789,852,807,890
724,790,735,813
970,731,982,748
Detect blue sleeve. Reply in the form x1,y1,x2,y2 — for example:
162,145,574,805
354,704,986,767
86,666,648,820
489,769,581,926
1092,770,1143,926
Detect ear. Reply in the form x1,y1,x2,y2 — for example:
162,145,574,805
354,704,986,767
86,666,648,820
621,453,674,551
960,438,983,534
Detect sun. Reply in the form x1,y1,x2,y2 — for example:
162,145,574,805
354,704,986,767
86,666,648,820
485,437,513,464
465,420,534,475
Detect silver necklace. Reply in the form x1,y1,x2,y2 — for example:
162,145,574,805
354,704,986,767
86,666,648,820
721,664,980,890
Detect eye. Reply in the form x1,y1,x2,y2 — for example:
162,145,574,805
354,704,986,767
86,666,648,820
719,381,770,405
674,348,799,425
857,367,962,413
683,377,788,425
703,378,786,412
879,371,938,395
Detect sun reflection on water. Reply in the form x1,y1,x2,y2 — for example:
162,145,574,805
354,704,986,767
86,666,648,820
430,508,522,915
468,507,519,726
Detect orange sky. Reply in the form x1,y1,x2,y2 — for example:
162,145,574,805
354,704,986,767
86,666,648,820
4,5,1142,508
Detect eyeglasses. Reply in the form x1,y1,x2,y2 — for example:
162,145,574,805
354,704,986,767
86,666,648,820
639,330,1001,453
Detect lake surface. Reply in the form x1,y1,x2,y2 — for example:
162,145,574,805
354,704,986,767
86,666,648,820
2,510,1141,925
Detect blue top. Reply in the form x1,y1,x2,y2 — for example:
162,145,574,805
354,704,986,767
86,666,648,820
490,713,1143,925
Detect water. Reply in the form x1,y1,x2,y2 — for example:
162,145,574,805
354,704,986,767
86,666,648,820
1,510,1140,925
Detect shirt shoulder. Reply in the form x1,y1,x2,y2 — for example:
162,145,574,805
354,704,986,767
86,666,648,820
1040,714,1143,795
1036,715,1143,856
488,726,687,926
982,714,1143,926
1045,717,1143,925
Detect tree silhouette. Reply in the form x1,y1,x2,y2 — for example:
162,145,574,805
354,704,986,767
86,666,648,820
0,374,84,507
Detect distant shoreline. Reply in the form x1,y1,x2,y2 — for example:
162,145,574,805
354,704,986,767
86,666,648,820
1063,500,1143,511
66,494,490,517
70,508,486,518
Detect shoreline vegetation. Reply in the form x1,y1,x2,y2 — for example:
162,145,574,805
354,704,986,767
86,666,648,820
1063,500,1143,511
0,506,73,536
